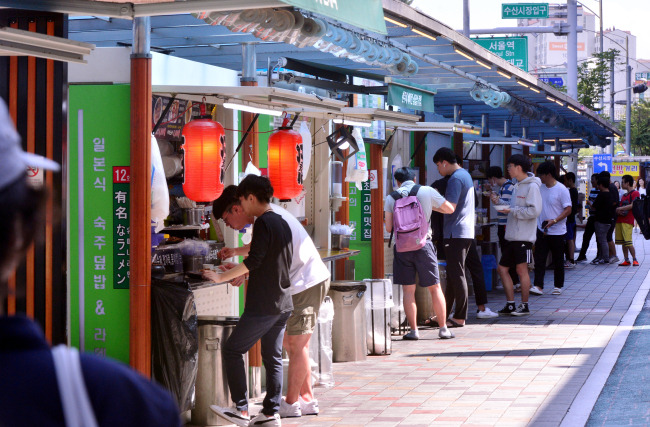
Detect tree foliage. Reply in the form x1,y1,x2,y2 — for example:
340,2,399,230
577,49,620,111
619,100,650,155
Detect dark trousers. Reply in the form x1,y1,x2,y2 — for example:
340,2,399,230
578,216,599,259
498,225,520,285
533,230,566,289
466,240,488,306
223,310,291,415
443,238,473,320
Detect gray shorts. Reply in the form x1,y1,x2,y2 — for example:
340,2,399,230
392,240,439,287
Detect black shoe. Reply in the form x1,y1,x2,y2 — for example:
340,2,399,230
498,303,516,316
511,303,530,316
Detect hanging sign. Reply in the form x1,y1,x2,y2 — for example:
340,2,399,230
502,3,549,19
280,0,387,35
386,78,436,113
474,36,528,71
69,85,131,364
612,162,640,177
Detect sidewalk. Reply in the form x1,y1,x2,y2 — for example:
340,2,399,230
268,230,650,426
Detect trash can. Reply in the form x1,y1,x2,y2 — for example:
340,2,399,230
191,315,244,426
481,255,497,292
328,281,367,362
414,261,446,323
364,279,394,355
309,296,335,387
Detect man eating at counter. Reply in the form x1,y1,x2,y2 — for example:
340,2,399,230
209,182,330,420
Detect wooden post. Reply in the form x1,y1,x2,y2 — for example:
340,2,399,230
370,144,384,279
129,17,152,377
453,132,464,161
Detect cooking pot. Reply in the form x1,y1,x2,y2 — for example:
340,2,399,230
183,208,204,226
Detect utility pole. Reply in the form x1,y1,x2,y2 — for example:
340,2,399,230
567,0,578,99
610,55,615,155
463,0,470,37
599,0,604,111
626,36,631,156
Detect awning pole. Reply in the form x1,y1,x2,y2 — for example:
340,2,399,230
130,16,152,377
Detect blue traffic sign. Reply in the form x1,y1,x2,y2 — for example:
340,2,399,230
540,77,564,87
593,154,612,174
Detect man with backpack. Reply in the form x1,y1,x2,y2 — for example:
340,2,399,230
384,167,455,340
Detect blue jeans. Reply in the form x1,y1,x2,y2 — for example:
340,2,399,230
223,310,291,415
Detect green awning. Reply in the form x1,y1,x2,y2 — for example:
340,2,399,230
385,77,436,113
281,0,387,35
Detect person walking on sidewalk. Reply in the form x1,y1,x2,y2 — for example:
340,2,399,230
487,166,519,291
212,185,330,420
494,155,542,316
577,174,600,262
205,175,293,427
384,167,455,340
531,161,572,296
564,172,580,268
592,175,614,266
615,175,640,266
433,148,475,328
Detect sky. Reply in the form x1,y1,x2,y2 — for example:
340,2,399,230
411,0,650,62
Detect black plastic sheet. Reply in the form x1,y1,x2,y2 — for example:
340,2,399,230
151,275,199,412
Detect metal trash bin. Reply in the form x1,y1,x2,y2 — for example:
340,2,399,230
328,281,367,362
364,279,394,355
191,315,243,426
415,261,446,323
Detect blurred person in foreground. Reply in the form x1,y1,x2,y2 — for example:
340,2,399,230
0,98,180,426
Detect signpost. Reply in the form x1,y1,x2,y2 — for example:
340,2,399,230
474,36,528,71
593,154,613,174
502,3,549,19
540,77,564,87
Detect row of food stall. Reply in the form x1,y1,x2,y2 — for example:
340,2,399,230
1,0,623,422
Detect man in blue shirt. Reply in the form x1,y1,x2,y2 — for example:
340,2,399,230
433,148,475,328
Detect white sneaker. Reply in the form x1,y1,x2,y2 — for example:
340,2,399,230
529,286,543,295
552,287,562,295
278,398,301,418
477,307,498,319
298,396,319,415
249,412,281,426
610,256,620,264
210,406,250,427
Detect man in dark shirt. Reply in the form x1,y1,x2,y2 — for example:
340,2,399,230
592,175,613,265
204,175,293,427
599,171,620,263
577,174,600,262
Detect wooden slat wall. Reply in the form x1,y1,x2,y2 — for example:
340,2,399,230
0,10,67,345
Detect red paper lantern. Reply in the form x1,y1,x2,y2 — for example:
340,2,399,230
268,126,303,201
181,115,225,202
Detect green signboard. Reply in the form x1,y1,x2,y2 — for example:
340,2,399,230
348,177,371,281
474,36,528,71
69,85,131,363
281,0,387,35
502,3,549,19
386,78,435,113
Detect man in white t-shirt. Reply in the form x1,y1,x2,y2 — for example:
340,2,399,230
213,185,330,419
531,162,572,296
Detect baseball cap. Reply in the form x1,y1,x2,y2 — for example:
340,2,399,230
0,97,60,191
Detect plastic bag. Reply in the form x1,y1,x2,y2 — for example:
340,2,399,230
345,128,368,190
309,296,335,388
243,161,261,178
151,134,170,232
299,121,312,180
151,276,199,412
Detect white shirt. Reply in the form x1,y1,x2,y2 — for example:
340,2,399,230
383,180,445,239
537,181,572,235
270,203,330,295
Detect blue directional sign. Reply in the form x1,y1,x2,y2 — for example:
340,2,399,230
540,77,564,87
593,154,612,174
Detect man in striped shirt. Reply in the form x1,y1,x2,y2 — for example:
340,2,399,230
487,166,518,288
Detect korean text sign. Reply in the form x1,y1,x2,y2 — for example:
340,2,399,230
69,85,131,363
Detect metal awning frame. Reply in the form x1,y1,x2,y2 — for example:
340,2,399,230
0,26,94,63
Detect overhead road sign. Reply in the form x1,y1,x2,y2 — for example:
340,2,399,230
281,0,387,34
502,3,550,19
474,36,528,71
540,77,564,87
593,154,612,174
385,77,436,113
